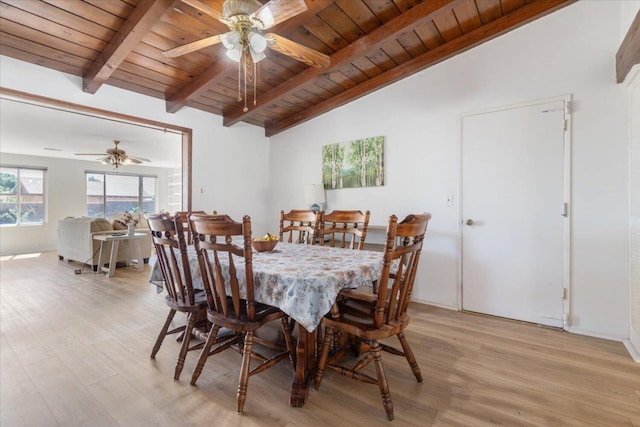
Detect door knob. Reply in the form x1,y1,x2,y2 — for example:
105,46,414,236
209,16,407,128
466,219,474,226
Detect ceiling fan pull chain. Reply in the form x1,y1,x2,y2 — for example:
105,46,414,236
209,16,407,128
243,50,248,112
253,59,257,107
237,55,242,102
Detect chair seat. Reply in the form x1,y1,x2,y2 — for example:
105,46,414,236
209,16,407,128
325,300,407,341
164,289,207,313
207,301,285,332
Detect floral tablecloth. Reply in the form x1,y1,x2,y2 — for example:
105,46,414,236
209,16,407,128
149,242,383,332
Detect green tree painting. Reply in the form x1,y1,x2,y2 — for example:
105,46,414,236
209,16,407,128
322,136,384,189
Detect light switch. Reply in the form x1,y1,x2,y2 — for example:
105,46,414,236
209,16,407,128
445,194,454,207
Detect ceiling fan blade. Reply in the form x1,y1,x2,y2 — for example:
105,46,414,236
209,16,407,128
127,155,151,163
125,158,143,165
265,33,330,69
162,34,223,58
252,0,307,30
180,0,224,21
75,153,108,156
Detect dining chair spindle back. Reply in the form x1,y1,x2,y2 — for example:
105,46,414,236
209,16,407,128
188,213,295,413
279,209,321,244
175,210,219,244
314,213,432,421
320,210,371,250
146,212,207,380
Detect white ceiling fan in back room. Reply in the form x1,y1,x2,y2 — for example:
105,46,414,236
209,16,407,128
163,0,330,112
75,140,150,169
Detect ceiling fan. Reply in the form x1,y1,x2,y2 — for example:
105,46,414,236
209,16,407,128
163,0,330,111
75,140,151,169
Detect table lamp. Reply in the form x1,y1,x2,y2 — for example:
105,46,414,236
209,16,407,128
304,184,326,214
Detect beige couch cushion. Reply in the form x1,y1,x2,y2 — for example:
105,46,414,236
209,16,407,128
92,218,114,232
109,212,149,229
112,220,127,230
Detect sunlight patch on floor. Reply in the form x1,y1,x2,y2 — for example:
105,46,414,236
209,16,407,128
1,253,43,261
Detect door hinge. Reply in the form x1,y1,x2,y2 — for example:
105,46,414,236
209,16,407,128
563,119,568,131
561,202,568,217
562,288,567,299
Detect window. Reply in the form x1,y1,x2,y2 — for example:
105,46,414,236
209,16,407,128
86,172,156,218
0,166,46,225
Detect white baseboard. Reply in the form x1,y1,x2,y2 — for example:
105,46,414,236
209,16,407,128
565,326,627,342
623,339,640,363
411,298,458,311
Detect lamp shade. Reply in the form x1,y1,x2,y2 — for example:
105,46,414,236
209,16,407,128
304,184,326,205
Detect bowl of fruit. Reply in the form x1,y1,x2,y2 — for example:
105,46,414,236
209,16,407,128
252,233,279,252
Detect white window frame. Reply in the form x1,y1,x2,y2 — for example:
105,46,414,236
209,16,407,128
84,171,157,218
0,165,47,226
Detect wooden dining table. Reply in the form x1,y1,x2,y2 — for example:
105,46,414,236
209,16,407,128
149,242,383,406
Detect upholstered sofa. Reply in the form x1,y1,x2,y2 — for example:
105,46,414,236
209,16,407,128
57,213,152,270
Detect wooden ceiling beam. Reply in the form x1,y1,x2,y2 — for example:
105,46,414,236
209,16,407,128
264,0,576,137
223,0,462,127
616,10,640,84
82,0,175,94
165,0,333,114
165,60,231,113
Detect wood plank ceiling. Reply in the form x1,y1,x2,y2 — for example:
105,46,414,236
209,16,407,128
0,0,576,137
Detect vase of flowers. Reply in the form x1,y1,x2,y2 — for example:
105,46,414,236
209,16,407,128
121,211,138,235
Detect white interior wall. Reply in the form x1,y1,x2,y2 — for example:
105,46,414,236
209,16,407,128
627,66,640,361
0,153,170,255
0,55,271,243
620,1,640,39
268,1,630,340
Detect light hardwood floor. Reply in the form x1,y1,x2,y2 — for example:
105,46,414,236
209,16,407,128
1,251,638,426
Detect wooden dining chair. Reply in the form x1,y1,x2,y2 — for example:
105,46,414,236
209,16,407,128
175,210,217,244
314,213,431,421
146,212,207,380
188,213,295,413
279,209,321,244
320,210,371,250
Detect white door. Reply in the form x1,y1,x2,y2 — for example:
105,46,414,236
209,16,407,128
461,99,569,328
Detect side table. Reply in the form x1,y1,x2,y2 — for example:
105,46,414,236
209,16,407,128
93,232,146,277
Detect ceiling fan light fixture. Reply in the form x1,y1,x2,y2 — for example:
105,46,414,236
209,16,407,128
226,43,242,62
76,140,149,169
249,31,267,53
220,30,240,50
255,8,274,28
223,0,261,18
249,47,265,63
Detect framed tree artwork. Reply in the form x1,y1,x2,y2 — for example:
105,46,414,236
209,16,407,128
322,136,384,190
